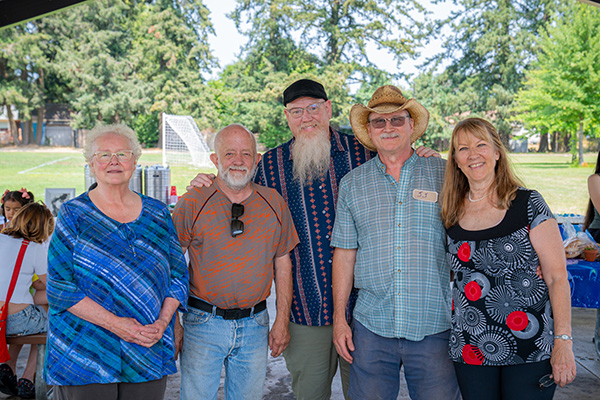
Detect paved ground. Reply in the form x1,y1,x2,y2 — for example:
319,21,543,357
3,302,598,399
163,306,600,400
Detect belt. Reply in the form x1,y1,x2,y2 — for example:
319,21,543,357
187,297,267,320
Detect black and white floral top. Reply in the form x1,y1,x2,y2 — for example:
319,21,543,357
445,188,555,366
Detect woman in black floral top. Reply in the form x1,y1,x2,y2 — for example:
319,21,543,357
440,118,576,399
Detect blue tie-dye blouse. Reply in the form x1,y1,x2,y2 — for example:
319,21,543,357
45,192,189,386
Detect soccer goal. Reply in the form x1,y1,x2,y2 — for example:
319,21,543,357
162,113,212,168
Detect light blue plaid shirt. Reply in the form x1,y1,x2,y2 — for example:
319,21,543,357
331,153,451,340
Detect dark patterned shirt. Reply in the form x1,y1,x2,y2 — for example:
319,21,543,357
255,129,374,326
446,188,555,366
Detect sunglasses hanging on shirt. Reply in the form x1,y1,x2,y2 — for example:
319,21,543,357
231,203,245,237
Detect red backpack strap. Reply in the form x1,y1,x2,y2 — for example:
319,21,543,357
4,239,30,305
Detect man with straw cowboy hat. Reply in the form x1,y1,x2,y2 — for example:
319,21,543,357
331,85,461,399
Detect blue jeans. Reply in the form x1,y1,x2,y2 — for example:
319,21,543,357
6,304,47,336
348,320,460,400
179,305,269,400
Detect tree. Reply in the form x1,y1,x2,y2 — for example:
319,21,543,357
436,0,563,145
515,1,600,164
290,0,429,81
131,0,219,136
47,1,152,129
216,0,425,148
0,20,59,145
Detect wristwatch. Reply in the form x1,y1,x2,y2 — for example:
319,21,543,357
554,334,573,341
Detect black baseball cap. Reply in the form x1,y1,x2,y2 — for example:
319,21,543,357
283,79,328,106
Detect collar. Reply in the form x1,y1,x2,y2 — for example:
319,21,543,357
214,180,256,204
288,128,347,161
373,149,417,175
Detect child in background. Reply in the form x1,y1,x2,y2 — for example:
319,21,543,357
0,203,54,399
0,189,45,296
1,192,48,399
1,189,34,231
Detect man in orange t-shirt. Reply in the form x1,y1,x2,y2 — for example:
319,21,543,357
173,123,299,400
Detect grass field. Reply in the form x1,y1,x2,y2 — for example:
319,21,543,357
0,147,595,215
0,148,216,205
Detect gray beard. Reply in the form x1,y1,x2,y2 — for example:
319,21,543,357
218,161,256,190
291,130,331,187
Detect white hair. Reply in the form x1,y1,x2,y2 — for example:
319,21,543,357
292,129,331,186
83,123,142,164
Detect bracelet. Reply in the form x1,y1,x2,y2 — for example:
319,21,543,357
554,334,573,341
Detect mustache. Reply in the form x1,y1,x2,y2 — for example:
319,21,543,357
227,166,249,172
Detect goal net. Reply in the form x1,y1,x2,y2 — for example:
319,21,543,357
162,113,212,168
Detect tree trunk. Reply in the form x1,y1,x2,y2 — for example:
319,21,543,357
22,120,32,145
35,106,44,145
6,105,20,145
553,131,564,152
499,130,510,150
563,133,571,152
538,132,549,152
578,113,584,165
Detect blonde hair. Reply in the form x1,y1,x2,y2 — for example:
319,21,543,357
83,124,142,171
441,118,522,228
3,202,55,243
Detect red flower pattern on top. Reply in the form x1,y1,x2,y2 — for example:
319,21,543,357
457,242,471,262
462,344,484,365
464,281,482,301
506,310,528,331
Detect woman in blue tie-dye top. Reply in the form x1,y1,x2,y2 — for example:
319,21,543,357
46,124,189,400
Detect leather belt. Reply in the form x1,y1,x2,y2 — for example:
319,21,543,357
187,297,267,320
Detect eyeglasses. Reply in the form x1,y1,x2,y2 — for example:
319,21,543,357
368,115,411,129
231,203,244,237
538,374,555,389
286,101,326,118
93,150,134,164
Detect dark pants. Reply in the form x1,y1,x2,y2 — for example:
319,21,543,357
454,360,555,400
54,377,167,400
348,320,460,400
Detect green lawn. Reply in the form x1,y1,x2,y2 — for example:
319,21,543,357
0,148,595,215
0,149,216,204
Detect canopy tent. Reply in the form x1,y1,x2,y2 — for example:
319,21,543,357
0,0,91,29
1,0,599,29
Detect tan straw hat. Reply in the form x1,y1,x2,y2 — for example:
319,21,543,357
349,85,430,151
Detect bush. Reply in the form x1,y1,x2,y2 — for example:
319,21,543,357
133,113,159,148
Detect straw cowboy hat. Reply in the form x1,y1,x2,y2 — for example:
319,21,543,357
349,85,430,151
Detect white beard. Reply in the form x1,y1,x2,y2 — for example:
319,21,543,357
218,161,256,190
291,129,331,187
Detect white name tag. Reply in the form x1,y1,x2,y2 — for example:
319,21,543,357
412,189,438,203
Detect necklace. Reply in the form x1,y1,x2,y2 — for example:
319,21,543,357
468,191,489,202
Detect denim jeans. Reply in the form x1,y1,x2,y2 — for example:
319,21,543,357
6,304,47,336
348,320,461,400
180,305,269,400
